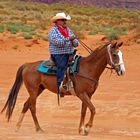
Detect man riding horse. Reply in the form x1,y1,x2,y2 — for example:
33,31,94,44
48,12,79,97
1,13,126,136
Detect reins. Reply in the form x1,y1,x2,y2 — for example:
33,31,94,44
78,38,93,54
78,38,115,71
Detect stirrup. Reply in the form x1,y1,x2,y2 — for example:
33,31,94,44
59,83,66,98
60,92,64,97
64,68,76,96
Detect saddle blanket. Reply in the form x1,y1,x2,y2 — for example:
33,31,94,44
37,56,81,75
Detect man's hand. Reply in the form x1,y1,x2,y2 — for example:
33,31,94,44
69,36,76,41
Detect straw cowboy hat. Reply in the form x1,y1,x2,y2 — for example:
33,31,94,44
51,12,71,23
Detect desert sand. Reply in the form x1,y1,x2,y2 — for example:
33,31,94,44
0,33,140,140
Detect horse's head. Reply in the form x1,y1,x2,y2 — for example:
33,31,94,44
106,42,125,76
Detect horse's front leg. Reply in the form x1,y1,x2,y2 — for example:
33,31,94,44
79,102,87,135
84,94,96,135
78,93,96,135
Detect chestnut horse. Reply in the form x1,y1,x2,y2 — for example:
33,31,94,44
1,42,125,135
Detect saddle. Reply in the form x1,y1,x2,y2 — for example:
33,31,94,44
43,58,56,68
37,55,81,96
38,55,81,75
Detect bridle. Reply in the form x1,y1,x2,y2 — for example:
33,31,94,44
107,44,124,70
78,39,122,71
73,40,123,84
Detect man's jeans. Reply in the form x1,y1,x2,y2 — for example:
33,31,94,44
51,54,70,92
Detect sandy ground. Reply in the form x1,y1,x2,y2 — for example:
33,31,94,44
0,34,140,140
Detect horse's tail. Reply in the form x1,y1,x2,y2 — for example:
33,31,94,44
1,65,24,121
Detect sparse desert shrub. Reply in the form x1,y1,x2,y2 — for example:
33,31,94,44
0,24,4,33
38,19,47,30
92,25,127,41
88,31,96,35
12,45,19,49
107,31,119,41
7,23,19,34
0,0,139,41
6,23,36,34
22,32,33,39
20,24,36,32
42,36,48,41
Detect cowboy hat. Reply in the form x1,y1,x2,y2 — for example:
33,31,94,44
51,12,71,23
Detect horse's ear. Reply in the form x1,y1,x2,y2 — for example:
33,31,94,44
112,42,117,48
118,42,123,47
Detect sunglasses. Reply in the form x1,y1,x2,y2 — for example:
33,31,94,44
60,19,67,21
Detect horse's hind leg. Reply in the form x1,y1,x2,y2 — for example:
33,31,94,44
16,98,30,131
29,89,44,132
16,87,44,132
29,96,40,132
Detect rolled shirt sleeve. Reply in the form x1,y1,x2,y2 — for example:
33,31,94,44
72,38,78,47
68,29,78,48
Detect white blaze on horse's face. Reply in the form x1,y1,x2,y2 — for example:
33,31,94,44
107,43,125,76
117,50,125,75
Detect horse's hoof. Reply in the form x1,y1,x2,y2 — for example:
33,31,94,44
60,92,65,97
36,128,44,133
15,125,21,132
84,127,89,135
79,126,89,136
15,127,19,132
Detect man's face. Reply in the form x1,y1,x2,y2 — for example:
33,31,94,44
56,19,67,28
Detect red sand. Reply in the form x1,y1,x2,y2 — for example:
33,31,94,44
0,34,140,140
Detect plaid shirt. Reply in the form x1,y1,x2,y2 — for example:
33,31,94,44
48,25,78,54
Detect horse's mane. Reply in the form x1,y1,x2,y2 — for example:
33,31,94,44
83,42,110,62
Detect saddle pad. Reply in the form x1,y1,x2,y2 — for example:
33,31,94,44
37,56,81,75
69,55,81,74
37,61,57,74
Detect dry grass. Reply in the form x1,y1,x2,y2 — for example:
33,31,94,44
0,0,139,40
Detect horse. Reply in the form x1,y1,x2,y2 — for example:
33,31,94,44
1,42,125,135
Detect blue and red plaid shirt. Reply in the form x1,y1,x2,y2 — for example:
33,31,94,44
48,25,78,54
